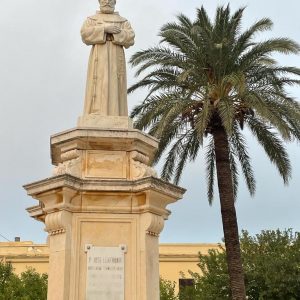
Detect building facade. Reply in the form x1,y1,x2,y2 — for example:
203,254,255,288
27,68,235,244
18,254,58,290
0,241,219,289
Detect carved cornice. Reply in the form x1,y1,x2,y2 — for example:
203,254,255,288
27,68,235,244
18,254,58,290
159,254,199,262
26,203,45,222
50,127,159,165
24,175,186,201
24,175,186,222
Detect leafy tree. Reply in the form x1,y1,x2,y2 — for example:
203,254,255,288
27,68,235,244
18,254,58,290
160,278,178,300
192,248,230,299
185,229,300,299
0,261,14,292
241,229,300,299
160,230,300,300
129,5,300,299
0,261,22,300
19,268,48,300
160,278,196,300
0,262,47,300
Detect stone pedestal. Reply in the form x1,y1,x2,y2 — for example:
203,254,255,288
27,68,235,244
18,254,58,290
24,125,185,300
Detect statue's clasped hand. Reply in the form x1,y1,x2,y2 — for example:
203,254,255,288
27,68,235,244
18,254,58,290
104,24,121,34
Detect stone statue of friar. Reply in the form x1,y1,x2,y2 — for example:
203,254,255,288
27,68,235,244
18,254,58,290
81,0,135,117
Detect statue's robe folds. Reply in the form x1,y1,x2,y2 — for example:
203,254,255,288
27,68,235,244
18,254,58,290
81,12,135,116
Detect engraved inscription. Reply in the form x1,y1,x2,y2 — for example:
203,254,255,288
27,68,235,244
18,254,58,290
86,246,126,300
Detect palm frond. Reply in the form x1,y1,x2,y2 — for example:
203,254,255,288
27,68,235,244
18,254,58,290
233,18,273,56
228,144,239,200
194,99,213,142
244,91,293,140
231,125,256,195
240,38,300,69
129,47,186,77
206,136,216,204
160,131,190,182
173,131,200,184
247,116,291,184
218,97,235,136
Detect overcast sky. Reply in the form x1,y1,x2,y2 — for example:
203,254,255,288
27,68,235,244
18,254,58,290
0,0,299,244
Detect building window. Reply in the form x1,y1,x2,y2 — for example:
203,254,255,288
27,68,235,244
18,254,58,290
179,279,194,300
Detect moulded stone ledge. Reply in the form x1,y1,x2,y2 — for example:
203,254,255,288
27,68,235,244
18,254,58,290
24,174,186,219
50,127,159,165
24,174,185,198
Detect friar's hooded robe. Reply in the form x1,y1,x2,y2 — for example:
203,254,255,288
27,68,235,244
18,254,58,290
81,11,135,116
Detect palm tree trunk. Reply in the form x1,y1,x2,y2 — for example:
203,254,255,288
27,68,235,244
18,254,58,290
213,127,246,300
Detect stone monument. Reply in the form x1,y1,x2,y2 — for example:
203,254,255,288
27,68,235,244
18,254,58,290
78,0,135,129
24,1,185,299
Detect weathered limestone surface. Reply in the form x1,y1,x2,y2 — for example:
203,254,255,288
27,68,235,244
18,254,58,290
24,1,185,299
79,0,135,127
24,129,185,300
50,128,158,181
77,115,133,129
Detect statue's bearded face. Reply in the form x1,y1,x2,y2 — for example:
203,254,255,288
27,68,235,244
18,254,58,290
99,0,116,14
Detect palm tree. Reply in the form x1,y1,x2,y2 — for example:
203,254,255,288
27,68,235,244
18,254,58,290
128,5,300,300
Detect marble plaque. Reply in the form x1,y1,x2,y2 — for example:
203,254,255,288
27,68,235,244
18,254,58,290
85,245,126,300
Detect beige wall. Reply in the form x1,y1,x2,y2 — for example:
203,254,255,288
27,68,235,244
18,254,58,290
159,243,219,284
0,241,219,286
0,241,49,274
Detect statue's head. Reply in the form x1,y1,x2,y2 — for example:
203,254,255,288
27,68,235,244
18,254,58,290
99,0,116,14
